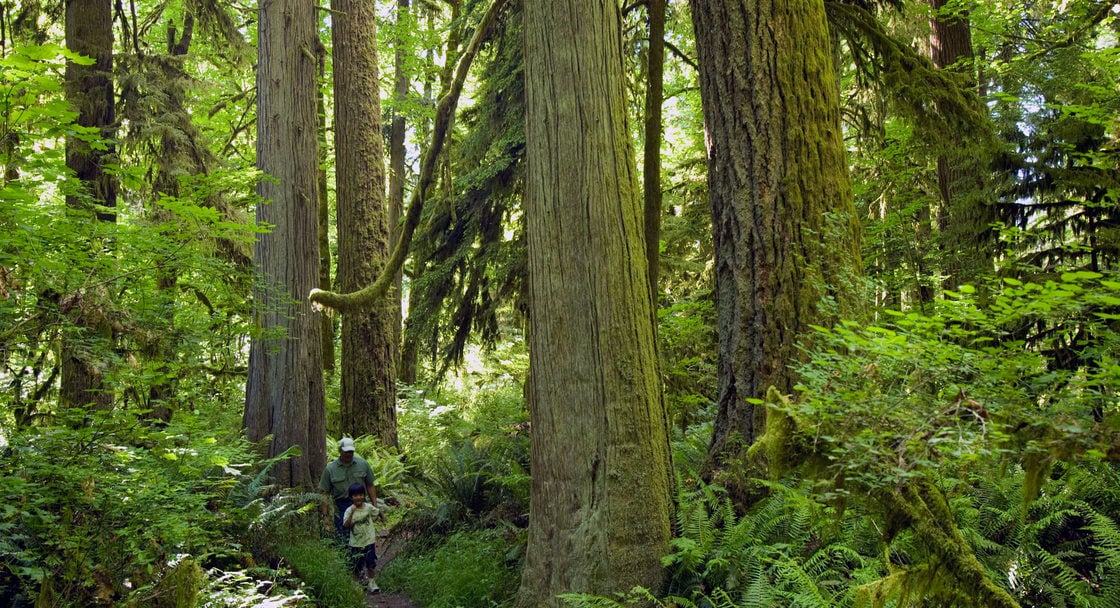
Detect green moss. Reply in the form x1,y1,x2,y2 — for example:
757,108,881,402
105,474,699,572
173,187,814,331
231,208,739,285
148,559,204,608
873,481,1021,608
1021,450,1054,512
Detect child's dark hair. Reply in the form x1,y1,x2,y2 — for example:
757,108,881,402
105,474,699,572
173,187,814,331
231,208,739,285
348,483,366,498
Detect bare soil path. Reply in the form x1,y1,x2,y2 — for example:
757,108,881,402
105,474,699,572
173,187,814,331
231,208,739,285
364,532,418,608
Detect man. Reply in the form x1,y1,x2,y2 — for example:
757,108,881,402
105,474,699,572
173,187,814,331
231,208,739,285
319,437,377,540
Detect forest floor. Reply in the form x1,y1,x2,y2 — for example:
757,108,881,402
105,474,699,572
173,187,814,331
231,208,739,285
364,532,418,608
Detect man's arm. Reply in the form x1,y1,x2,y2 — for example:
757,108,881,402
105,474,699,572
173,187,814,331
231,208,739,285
363,460,377,503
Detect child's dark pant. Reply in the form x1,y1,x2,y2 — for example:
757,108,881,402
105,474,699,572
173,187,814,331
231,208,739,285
350,543,376,573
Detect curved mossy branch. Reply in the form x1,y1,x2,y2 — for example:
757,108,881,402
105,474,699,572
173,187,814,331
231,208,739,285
310,0,510,312
877,480,1021,608
753,388,1020,608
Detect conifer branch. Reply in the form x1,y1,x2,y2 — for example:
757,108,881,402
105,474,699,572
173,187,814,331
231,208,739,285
310,0,509,312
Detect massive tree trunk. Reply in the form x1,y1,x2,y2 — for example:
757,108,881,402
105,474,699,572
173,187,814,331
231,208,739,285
332,0,398,448
60,0,116,412
518,1,672,605
244,0,326,488
690,0,862,483
929,0,992,289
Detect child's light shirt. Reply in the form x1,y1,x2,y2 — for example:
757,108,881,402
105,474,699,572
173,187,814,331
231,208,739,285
343,502,378,548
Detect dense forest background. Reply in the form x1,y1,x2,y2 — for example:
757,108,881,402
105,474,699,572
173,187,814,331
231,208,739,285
1,0,1119,607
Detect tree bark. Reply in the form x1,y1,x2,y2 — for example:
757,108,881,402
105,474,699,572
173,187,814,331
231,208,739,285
308,0,507,312
141,14,201,423
690,0,862,483
332,0,398,448
518,1,672,604
318,49,336,375
244,0,326,488
643,0,665,298
929,0,992,290
389,0,411,384
60,0,116,412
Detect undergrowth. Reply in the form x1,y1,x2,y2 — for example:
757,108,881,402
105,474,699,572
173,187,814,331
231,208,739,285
279,539,365,608
380,527,522,608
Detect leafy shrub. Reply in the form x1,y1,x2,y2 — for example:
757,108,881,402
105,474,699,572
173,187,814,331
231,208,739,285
220,445,329,568
0,414,230,604
0,408,327,607
380,528,521,608
567,274,1120,608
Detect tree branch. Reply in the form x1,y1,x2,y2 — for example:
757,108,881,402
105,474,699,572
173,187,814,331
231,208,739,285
664,39,698,72
310,0,509,312
622,0,647,17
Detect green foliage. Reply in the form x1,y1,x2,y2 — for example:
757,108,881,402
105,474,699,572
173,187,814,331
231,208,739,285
787,273,1120,495
1,50,257,427
769,272,1120,605
563,479,881,608
659,297,718,433
220,445,330,567
961,463,1120,608
277,539,365,608
406,0,526,379
661,480,876,608
0,409,261,606
977,0,1120,275
397,373,530,533
380,528,521,608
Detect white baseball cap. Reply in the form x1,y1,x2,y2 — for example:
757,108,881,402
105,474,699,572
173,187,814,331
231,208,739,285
338,437,356,452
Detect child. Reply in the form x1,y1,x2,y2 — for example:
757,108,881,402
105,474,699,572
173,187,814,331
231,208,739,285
342,482,380,593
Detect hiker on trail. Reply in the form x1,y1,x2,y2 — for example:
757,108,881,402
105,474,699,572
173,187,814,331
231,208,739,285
343,482,381,593
319,437,377,541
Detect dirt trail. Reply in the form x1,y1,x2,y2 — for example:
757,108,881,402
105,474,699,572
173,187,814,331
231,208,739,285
364,533,418,608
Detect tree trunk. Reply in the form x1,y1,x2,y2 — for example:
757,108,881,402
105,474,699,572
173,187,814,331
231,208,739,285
643,0,665,298
390,0,410,384
690,0,862,483
60,0,115,412
518,1,672,605
244,0,325,488
929,0,992,290
142,14,200,423
332,0,398,448
318,50,336,375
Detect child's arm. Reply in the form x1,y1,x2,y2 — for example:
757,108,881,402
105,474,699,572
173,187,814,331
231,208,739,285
343,506,355,529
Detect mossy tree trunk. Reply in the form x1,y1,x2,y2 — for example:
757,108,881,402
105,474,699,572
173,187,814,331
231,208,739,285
643,0,665,297
929,0,993,290
332,0,398,448
689,0,862,485
244,0,326,488
142,14,200,423
60,0,116,412
518,1,673,605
